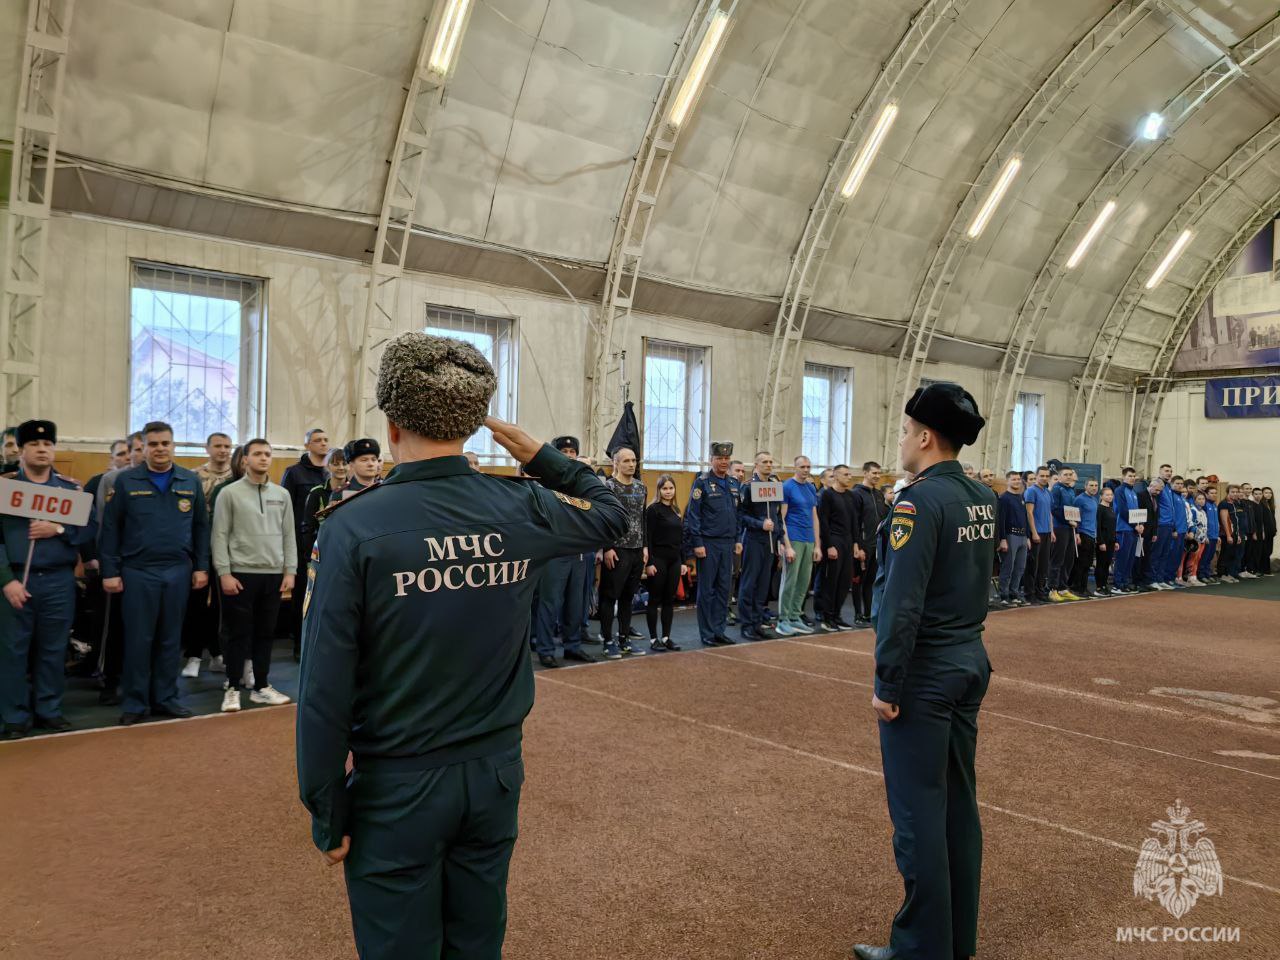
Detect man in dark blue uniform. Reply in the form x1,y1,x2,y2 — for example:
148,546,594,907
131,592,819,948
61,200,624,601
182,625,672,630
297,333,625,960
737,450,781,641
855,383,997,960
342,438,383,495
684,441,741,647
0,420,95,739
531,436,599,668
100,420,211,725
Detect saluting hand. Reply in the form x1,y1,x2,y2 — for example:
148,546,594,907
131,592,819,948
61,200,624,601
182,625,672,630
485,416,542,465
872,694,899,722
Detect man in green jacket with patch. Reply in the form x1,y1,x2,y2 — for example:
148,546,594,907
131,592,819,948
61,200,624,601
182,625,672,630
854,382,997,960
296,332,626,960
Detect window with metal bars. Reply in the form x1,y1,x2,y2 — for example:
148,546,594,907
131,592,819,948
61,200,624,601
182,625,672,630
128,261,265,448
802,362,852,468
642,340,709,468
425,305,517,461
1011,391,1044,471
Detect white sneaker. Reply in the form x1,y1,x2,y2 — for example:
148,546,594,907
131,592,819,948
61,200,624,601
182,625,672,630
209,655,224,671
221,685,241,713
243,664,255,687
1187,577,1203,587
1240,571,1257,579
180,657,201,678
249,685,291,706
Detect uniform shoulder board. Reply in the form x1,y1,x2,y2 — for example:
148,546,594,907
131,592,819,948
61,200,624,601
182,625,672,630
316,482,381,519
553,490,592,511
56,472,82,488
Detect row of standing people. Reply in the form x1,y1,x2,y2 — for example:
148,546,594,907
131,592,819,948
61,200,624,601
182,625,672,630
994,465,1274,606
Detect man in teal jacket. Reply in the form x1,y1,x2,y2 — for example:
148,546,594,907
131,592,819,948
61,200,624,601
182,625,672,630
297,333,625,960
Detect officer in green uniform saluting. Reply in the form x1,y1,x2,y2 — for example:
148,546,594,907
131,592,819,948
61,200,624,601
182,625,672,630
296,333,626,960
854,382,997,960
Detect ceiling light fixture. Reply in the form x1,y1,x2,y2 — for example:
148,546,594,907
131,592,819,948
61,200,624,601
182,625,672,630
1065,200,1117,269
668,9,731,129
839,101,899,200
1145,229,1193,289
966,154,1022,239
1141,112,1164,140
428,0,473,77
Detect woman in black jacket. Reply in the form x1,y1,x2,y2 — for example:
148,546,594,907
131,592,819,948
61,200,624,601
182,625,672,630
644,475,685,651
1095,485,1118,594
300,448,350,541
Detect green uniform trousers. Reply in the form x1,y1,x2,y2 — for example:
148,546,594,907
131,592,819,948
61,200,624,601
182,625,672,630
779,541,814,623
878,642,990,960
344,744,525,960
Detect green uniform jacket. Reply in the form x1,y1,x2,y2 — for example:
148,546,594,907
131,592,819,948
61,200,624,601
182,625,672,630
871,460,998,704
296,444,626,852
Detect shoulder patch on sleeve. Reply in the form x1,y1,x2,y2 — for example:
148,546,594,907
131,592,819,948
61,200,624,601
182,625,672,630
889,516,914,551
554,491,592,511
893,500,916,516
691,487,702,500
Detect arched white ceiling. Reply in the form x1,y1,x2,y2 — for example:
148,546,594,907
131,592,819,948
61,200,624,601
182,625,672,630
30,0,1280,377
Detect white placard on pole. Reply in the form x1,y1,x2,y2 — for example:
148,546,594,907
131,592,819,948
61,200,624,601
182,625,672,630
1063,505,1081,523
750,481,784,503
0,477,93,527
1128,508,1147,525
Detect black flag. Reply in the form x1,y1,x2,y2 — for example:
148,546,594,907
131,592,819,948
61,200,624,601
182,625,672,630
605,400,642,460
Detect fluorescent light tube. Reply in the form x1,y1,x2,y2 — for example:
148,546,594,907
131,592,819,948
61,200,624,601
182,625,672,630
1141,112,1164,140
668,9,730,128
1144,229,1193,289
966,154,1021,239
1065,200,1117,269
429,0,472,76
839,101,898,200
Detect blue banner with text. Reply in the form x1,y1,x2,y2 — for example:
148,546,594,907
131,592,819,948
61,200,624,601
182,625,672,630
1204,376,1280,418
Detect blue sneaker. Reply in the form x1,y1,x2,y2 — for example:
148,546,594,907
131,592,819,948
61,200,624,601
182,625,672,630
774,620,796,636
602,641,623,660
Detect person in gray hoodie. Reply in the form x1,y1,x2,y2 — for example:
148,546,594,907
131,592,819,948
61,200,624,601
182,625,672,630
211,438,297,712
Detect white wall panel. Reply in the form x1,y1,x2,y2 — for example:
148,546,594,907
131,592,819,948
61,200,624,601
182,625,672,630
39,214,1088,473
1151,386,1279,485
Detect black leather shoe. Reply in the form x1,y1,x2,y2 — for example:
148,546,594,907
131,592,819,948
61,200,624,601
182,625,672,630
851,945,898,960
712,635,736,645
34,715,72,732
98,689,122,706
755,625,779,640
1,722,30,741
740,628,760,642
537,654,561,669
152,704,193,719
562,648,597,663
119,712,146,726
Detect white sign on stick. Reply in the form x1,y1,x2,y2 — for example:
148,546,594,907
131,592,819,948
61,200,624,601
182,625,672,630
0,477,93,526
1063,505,1081,523
750,480,783,502
1128,508,1148,525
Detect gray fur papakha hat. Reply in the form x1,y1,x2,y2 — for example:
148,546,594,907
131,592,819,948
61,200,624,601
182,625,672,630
376,332,496,440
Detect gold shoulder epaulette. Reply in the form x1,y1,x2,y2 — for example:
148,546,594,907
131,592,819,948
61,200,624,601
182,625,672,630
316,483,380,519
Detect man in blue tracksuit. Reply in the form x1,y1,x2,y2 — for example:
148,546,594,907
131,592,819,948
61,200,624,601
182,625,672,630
1148,476,1175,589
1113,467,1142,591
1165,477,1190,586
100,420,211,725
1047,467,1078,599
0,420,95,739
1199,486,1221,581
684,441,741,647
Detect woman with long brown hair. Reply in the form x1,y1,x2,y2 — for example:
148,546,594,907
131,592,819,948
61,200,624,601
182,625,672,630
644,474,685,651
